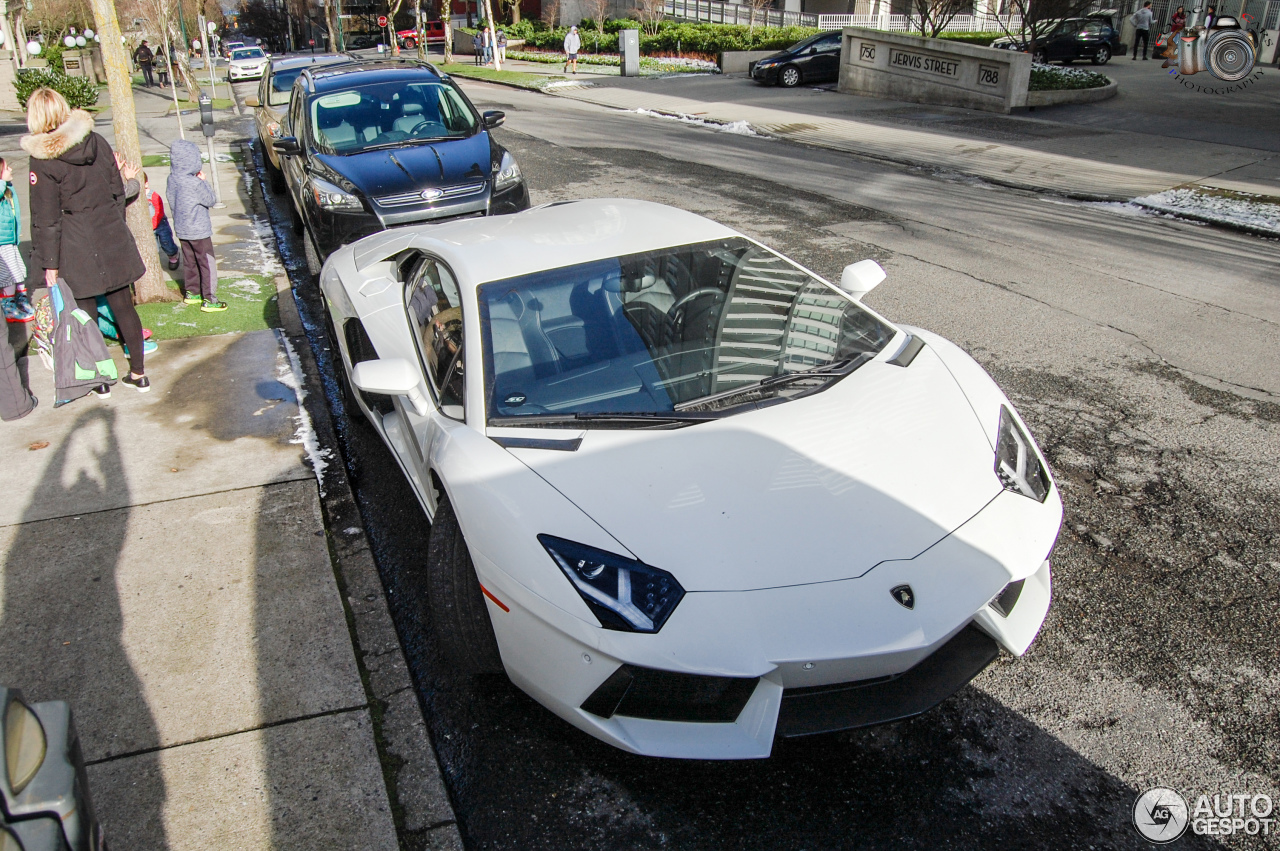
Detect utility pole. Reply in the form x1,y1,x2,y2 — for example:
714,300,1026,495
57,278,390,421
87,0,173,303
415,0,425,59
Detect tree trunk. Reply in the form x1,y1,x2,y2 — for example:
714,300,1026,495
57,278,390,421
327,0,345,51
444,17,453,63
89,0,174,304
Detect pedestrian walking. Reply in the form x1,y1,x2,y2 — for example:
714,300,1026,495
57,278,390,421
472,31,482,65
134,40,155,87
497,29,507,63
144,172,180,271
1203,4,1216,26
481,28,492,65
1131,0,1153,59
154,45,170,86
22,88,150,394
0,159,34,325
167,140,226,313
1171,5,1186,34
564,25,581,74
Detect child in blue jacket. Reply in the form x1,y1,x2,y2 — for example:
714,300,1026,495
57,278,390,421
0,158,33,323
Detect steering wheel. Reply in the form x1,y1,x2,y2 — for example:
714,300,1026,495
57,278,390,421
408,119,445,137
668,287,725,317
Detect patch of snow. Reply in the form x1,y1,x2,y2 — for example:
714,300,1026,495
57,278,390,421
542,79,595,90
632,108,766,138
1132,188,1280,236
278,335,332,495
177,321,198,327
229,278,262,296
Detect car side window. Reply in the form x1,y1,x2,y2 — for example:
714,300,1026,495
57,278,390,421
1084,22,1103,35
406,256,465,418
289,93,304,141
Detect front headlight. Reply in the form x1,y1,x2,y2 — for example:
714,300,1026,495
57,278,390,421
995,406,1050,502
539,535,685,633
492,151,522,192
310,175,363,212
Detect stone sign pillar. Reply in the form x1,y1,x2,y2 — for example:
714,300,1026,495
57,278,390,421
61,48,87,77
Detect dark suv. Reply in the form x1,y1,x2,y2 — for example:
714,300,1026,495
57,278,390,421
272,59,530,273
991,16,1121,64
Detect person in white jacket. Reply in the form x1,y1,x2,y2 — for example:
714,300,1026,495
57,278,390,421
564,26,581,74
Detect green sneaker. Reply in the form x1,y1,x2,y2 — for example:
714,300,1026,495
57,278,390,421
200,299,228,313
183,294,202,305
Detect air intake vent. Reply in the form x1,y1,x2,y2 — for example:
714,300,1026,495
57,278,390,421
581,665,758,723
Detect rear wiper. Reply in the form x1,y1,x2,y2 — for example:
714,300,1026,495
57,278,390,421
674,356,869,411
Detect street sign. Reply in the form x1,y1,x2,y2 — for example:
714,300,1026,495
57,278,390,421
309,39,315,46
378,15,388,26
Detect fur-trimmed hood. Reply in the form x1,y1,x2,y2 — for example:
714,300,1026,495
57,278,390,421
20,109,95,161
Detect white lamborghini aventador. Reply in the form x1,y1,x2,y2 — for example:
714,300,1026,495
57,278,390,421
319,199,1063,759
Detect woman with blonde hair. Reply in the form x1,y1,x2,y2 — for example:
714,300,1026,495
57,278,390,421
21,87,151,392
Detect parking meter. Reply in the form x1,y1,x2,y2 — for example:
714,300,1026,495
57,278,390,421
0,686,104,850
199,92,215,137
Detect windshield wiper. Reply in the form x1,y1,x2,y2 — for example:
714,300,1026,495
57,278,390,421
357,138,441,152
674,355,869,411
489,411,717,427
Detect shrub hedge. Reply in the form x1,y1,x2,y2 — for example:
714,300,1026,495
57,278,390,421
14,67,100,110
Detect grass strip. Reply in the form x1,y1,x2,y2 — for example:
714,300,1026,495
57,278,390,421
134,274,280,340
439,63,563,89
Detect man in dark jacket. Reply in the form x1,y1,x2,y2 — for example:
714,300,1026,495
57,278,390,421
134,40,155,86
22,89,151,391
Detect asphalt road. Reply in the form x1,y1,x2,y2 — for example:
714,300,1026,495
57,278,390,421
238,76,1280,851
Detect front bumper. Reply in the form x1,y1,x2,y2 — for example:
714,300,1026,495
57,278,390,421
229,65,266,80
751,63,781,83
476,486,1059,759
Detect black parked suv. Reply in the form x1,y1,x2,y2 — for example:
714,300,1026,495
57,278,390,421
751,30,843,87
991,16,1121,64
272,59,531,274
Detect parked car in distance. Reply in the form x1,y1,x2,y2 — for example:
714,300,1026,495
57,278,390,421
346,33,380,50
271,59,530,274
222,40,245,58
319,198,1063,759
397,21,447,49
751,30,843,87
245,53,353,193
990,15,1121,64
227,46,270,80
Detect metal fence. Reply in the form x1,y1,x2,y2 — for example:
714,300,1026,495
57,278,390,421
815,13,1022,30
663,0,819,27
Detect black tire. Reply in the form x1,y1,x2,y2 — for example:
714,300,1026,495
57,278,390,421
1092,45,1111,64
427,497,504,674
302,225,323,276
265,156,286,193
779,65,801,87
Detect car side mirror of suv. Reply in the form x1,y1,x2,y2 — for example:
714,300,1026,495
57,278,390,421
351,358,432,416
273,136,302,155
483,110,505,129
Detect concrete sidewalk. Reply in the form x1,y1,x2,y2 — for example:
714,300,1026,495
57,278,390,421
513,67,1280,201
1,85,459,848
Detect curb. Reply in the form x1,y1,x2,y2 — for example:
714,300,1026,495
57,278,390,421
1131,198,1280,239
1025,77,1118,107
239,142,465,851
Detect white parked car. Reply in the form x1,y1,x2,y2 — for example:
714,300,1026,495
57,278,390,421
320,199,1063,759
226,46,269,81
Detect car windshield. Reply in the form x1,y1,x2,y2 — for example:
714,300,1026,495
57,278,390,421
479,238,896,425
269,68,304,106
232,48,266,60
309,81,478,154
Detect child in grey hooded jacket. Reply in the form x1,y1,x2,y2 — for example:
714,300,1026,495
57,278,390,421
167,139,226,311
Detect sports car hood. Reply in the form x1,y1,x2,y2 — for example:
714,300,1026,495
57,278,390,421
314,132,490,199
506,346,1003,592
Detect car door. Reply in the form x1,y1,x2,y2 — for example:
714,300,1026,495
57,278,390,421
811,32,843,82
1045,21,1076,60
401,254,468,512
1077,22,1105,58
281,91,309,222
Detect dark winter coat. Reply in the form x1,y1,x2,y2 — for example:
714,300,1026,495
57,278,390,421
134,44,153,68
50,277,117,407
22,110,147,300
166,139,216,240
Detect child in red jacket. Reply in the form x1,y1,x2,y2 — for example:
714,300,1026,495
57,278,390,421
145,172,180,271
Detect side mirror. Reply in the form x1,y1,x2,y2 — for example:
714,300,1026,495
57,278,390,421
837,259,886,302
272,136,301,155
351,358,432,416
244,95,260,107
482,110,505,129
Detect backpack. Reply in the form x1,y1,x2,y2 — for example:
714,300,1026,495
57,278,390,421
48,279,118,407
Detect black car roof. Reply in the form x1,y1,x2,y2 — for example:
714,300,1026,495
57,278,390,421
303,59,445,94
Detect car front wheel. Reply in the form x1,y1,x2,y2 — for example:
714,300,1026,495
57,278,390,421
1092,45,1111,64
427,496,504,674
302,225,323,276
779,65,801,87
